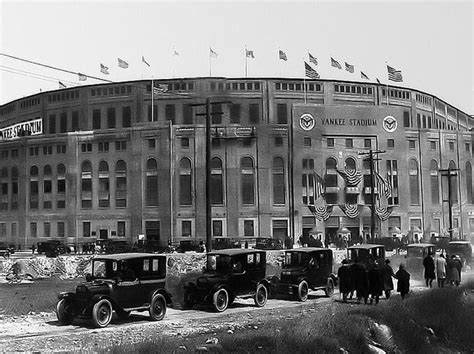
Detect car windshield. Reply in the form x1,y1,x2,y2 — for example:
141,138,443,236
448,244,469,253
407,247,425,257
206,255,232,273
92,259,118,278
284,252,308,267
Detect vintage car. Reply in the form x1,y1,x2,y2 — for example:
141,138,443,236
347,244,386,267
447,241,472,267
271,248,336,301
37,240,67,257
255,237,283,250
184,249,270,312
405,243,436,277
96,239,132,254
0,242,15,258
430,235,450,252
370,236,405,252
132,239,165,253
56,253,170,328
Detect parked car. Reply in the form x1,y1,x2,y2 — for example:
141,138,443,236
56,253,170,328
184,249,270,312
177,240,201,253
347,244,386,268
96,239,132,254
270,247,336,301
0,242,15,258
212,238,242,250
430,235,450,252
255,237,283,250
132,239,165,253
37,240,67,257
447,241,472,268
405,243,436,278
370,236,405,252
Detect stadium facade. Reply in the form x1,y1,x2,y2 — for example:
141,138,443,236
0,77,473,250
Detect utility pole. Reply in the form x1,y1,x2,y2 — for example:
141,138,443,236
439,167,459,240
358,149,385,242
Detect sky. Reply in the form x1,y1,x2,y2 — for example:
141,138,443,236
0,0,473,114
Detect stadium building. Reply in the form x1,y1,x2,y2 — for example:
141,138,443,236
0,77,473,250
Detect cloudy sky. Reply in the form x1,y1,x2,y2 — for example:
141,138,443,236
0,0,472,113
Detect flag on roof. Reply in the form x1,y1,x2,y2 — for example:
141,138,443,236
78,73,87,81
58,81,66,88
305,62,320,79
210,47,218,58
142,56,150,67
246,49,255,58
345,62,354,73
360,71,369,80
118,58,129,69
387,65,403,82
331,57,341,69
174,50,180,56
153,84,169,95
308,52,318,66
279,50,287,61
100,63,109,75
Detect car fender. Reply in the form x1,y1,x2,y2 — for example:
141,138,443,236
58,291,75,300
151,288,172,305
328,273,338,286
88,294,117,311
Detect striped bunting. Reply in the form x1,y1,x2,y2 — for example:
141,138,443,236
337,169,362,186
308,204,333,221
375,206,394,221
339,204,363,219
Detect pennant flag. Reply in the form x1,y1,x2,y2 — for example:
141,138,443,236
142,56,150,67
100,63,109,75
337,169,362,186
387,65,403,82
345,62,354,73
305,62,320,79
308,52,318,65
313,172,325,200
331,57,342,69
58,81,66,88
118,58,129,69
375,206,394,221
308,204,333,221
279,50,287,61
78,73,87,81
361,71,369,80
339,204,363,219
246,49,255,58
210,47,218,58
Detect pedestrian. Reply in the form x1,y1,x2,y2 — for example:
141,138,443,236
198,241,206,253
337,259,353,302
435,253,447,288
368,261,384,304
447,255,461,286
395,263,410,300
381,259,395,299
31,243,36,255
423,252,435,288
350,258,369,304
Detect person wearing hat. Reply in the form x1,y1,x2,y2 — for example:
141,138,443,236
337,259,353,302
381,259,395,299
395,263,410,300
436,253,447,288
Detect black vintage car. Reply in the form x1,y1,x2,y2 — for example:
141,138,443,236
37,240,67,257
255,237,284,250
56,253,170,328
96,239,132,254
405,243,436,278
447,241,472,267
0,242,15,258
184,249,270,312
271,248,336,302
347,244,386,268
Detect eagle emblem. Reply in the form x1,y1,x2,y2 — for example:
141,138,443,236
299,113,315,131
383,116,397,133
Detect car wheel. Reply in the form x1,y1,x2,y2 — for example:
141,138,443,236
213,288,229,312
92,299,113,328
254,283,268,307
56,299,74,325
149,293,167,321
117,309,131,320
325,279,335,297
297,280,309,302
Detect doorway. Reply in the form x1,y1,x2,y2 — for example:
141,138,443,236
99,229,108,240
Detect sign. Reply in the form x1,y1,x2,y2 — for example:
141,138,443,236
383,116,397,133
320,118,377,126
0,118,43,141
299,113,315,131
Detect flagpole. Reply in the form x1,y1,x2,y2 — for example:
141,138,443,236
151,78,154,121
385,61,389,105
245,45,248,78
209,49,212,77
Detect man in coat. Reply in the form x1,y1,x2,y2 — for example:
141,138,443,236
395,263,410,300
337,259,353,302
436,253,447,288
381,259,395,299
423,252,435,288
350,258,369,304
368,261,384,304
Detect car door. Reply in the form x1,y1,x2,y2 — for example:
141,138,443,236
115,260,141,309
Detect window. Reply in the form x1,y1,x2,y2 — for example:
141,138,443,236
81,161,92,208
146,158,158,206
43,146,53,155
60,112,67,133
327,138,334,148
116,160,127,207
345,139,353,148
56,145,66,154
58,222,65,238
72,111,79,131
115,141,126,151
182,220,192,237
448,141,455,151
249,103,259,124
107,107,116,129
241,157,255,205
244,220,254,236
98,142,109,152
466,143,471,153
148,139,156,149
387,139,394,148
179,158,192,206
364,139,371,148
29,166,38,209
181,137,189,148
212,103,222,124
165,104,175,124
11,167,18,210
93,109,101,129
276,104,287,124
273,157,285,204
449,161,458,204
44,222,50,237
467,162,473,204
230,104,241,124
117,221,125,237
272,220,288,241
275,137,283,147
212,220,223,237
83,222,91,237
430,141,437,150
430,160,440,205
57,163,66,208
81,143,92,152
409,159,419,205
122,106,131,127
183,104,193,125
304,137,311,147
30,222,37,238
211,157,223,205
49,114,56,134
409,140,416,149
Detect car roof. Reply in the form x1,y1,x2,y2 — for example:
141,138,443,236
448,241,471,245
207,248,266,256
285,247,330,253
407,243,435,248
347,244,384,249
92,253,164,261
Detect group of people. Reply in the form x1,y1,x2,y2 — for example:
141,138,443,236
338,258,411,304
423,252,463,288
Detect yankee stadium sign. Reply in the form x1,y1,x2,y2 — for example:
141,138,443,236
0,118,43,141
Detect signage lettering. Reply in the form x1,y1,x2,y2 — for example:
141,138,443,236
0,118,43,141
321,118,377,126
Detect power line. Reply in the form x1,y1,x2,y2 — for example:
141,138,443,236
0,65,79,87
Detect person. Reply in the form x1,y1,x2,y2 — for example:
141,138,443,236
350,258,369,304
395,263,410,300
447,255,461,286
435,253,447,288
337,259,353,302
422,252,435,288
31,243,36,255
381,259,395,299
198,241,206,253
368,261,384,304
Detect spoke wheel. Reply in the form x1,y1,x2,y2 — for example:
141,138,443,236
213,288,229,312
297,280,309,302
149,294,167,321
254,283,268,307
92,299,113,328
56,299,74,325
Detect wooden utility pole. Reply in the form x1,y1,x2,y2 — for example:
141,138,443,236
439,167,459,240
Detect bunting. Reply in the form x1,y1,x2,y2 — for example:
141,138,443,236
339,203,363,219
375,206,394,221
337,169,362,186
308,204,334,221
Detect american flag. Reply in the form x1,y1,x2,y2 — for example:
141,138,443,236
375,172,392,199
345,62,354,73
142,56,150,67
313,172,325,200
246,49,255,58
117,58,129,69
100,63,109,75
331,57,341,69
308,52,318,65
360,71,369,80
387,65,403,82
305,62,320,79
210,47,218,58
279,50,287,61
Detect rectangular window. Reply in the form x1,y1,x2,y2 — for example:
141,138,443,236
117,221,125,237
449,141,455,151
44,180,52,193
148,139,156,149
122,106,131,127
60,112,68,133
83,222,91,237
276,104,287,124
345,139,353,148
466,143,471,152
249,103,259,124
58,222,65,238
183,104,193,124
57,179,66,193
49,114,56,134
182,220,191,237
212,220,223,237
165,104,175,124
212,103,222,124
107,107,116,128
275,137,283,147
30,222,37,238
71,111,79,131
230,104,241,124
244,220,254,236
409,140,416,149
387,139,394,148
364,139,371,148
93,109,101,129
44,222,50,237
327,138,334,148
181,138,189,148
304,137,311,147
430,141,437,150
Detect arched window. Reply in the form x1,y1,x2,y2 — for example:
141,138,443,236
98,161,110,208
43,165,52,209
467,162,473,204
11,166,18,210
179,158,192,206
449,161,458,204
29,165,39,209
273,157,285,204
81,161,92,208
210,157,223,205
430,160,439,205
409,159,419,205
145,158,158,206
57,164,66,209
241,157,255,205
115,160,127,207
326,157,337,171
345,157,356,171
